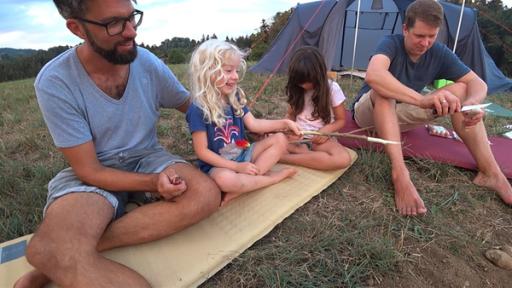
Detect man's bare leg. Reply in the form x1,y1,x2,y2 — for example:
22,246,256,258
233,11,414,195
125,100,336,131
372,91,427,216
455,118,512,204
442,88,512,204
15,163,220,288
98,163,220,250
20,193,151,288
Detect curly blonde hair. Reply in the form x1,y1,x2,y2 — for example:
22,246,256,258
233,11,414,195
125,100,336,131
189,39,247,127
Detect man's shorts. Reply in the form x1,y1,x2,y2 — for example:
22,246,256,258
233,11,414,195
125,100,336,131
354,89,437,131
45,147,188,220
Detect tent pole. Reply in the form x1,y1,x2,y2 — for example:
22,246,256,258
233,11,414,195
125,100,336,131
453,0,466,53
350,0,362,94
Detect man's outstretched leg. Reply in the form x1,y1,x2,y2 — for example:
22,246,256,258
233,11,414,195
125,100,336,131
20,193,151,288
15,163,220,287
371,91,427,216
444,86,512,205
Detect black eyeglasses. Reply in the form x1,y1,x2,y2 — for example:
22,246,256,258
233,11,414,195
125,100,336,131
75,9,143,36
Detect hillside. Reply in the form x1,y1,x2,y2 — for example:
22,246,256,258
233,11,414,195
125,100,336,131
0,48,37,60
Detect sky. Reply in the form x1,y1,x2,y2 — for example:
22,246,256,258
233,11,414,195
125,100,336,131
1,0,511,50
0,0,300,50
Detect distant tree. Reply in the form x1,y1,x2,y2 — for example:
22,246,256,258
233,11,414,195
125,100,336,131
0,45,70,83
245,8,293,61
468,0,512,76
167,48,187,64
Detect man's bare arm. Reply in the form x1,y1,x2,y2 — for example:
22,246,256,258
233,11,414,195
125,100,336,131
365,54,424,105
60,141,164,193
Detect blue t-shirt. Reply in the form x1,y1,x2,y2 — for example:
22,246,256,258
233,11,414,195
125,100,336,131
353,34,471,107
186,103,250,173
35,47,189,162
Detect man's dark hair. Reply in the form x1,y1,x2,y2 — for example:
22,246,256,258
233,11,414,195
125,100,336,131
53,0,137,19
404,0,443,29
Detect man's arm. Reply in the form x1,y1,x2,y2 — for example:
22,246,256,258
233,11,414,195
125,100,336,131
455,71,488,126
365,54,424,106
60,141,185,199
456,71,487,105
366,54,461,116
176,98,191,113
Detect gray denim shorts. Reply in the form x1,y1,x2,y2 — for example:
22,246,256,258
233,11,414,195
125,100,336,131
45,147,188,220
208,145,255,175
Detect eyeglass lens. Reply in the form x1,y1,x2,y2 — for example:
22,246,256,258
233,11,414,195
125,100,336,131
107,11,142,35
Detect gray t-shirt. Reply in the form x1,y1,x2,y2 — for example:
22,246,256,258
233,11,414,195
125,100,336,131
35,47,188,162
353,34,471,108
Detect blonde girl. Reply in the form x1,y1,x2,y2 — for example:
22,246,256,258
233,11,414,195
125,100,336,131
186,39,301,204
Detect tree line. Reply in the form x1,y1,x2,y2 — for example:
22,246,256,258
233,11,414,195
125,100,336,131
469,0,512,76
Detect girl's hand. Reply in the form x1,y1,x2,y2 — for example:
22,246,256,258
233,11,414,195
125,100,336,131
285,119,303,136
157,168,187,201
236,162,260,175
311,135,329,145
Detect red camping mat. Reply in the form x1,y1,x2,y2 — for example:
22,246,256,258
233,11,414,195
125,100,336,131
339,111,512,179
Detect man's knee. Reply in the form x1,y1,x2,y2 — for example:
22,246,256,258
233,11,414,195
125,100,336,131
444,82,468,99
25,232,78,272
184,172,220,216
371,89,395,109
25,234,47,268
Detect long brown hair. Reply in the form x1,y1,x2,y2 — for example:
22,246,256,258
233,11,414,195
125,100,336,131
286,46,331,124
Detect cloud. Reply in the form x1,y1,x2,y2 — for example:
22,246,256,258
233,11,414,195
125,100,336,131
0,0,298,49
136,0,298,46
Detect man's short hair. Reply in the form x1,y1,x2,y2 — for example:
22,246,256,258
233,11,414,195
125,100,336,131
53,0,137,19
405,0,444,29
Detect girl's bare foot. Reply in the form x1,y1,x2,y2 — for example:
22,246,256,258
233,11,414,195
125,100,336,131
267,167,298,182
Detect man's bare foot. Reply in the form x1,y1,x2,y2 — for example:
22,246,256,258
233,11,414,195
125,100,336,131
13,270,50,288
392,171,427,216
473,171,512,205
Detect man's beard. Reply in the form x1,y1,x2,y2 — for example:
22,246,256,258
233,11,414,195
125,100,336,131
85,29,137,65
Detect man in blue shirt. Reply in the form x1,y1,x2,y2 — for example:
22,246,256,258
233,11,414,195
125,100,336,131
15,0,220,287
352,0,512,216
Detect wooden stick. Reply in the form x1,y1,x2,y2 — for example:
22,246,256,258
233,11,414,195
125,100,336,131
301,130,401,145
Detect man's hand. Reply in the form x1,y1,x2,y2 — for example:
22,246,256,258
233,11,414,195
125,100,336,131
461,100,485,127
157,168,187,201
235,162,260,175
420,90,461,116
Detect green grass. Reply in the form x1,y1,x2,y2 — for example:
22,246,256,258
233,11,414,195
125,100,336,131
1,66,512,287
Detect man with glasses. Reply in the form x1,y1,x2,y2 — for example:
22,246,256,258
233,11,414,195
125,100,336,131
15,1,220,287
